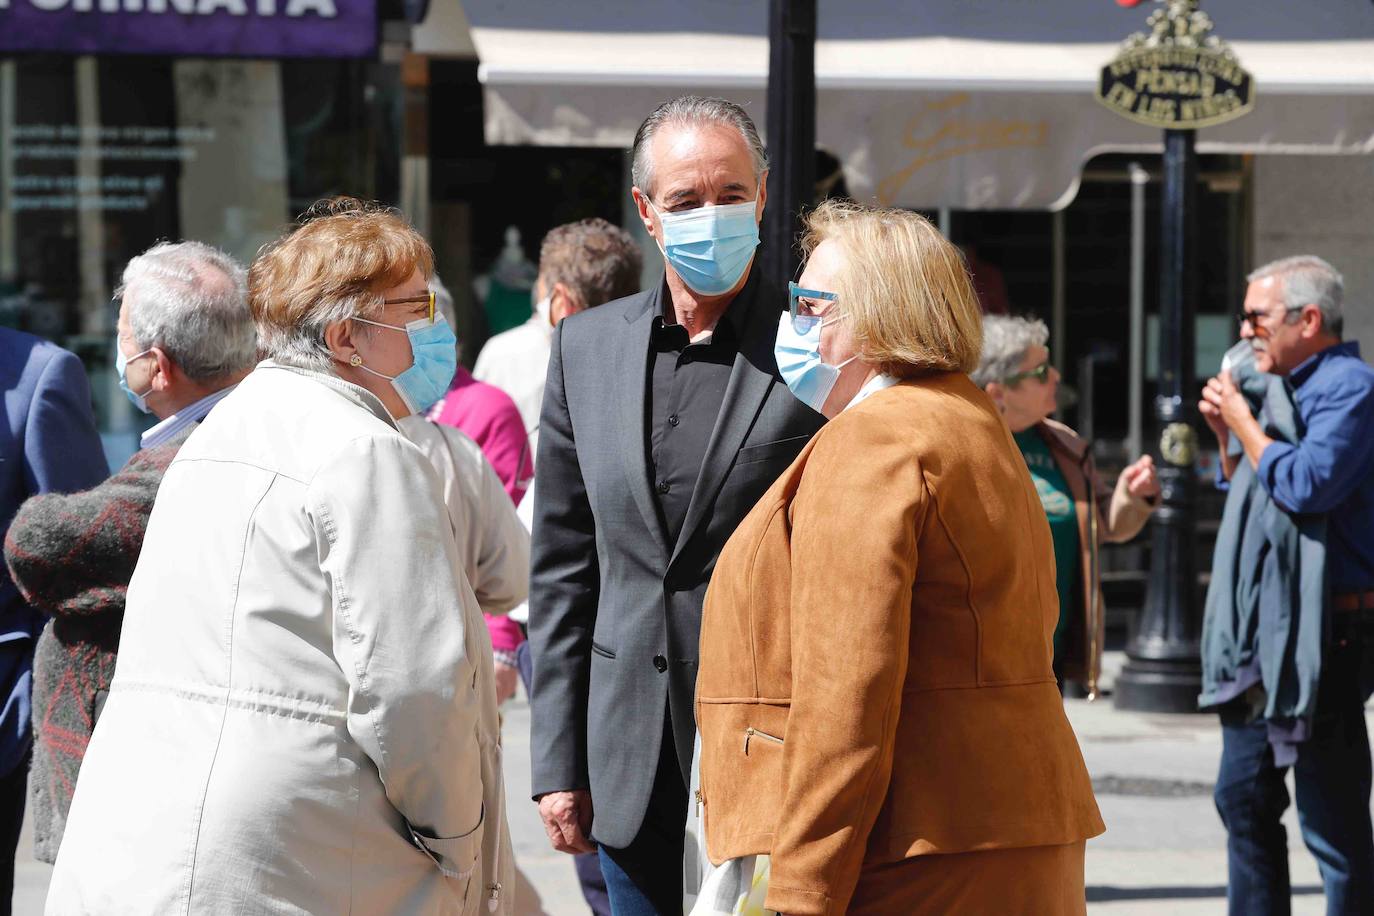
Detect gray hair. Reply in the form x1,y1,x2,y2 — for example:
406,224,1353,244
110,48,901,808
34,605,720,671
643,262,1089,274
972,315,1049,388
630,96,769,199
1247,255,1344,338
119,241,257,384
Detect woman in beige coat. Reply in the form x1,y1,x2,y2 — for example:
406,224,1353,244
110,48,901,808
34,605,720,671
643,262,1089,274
50,201,503,914
696,201,1103,915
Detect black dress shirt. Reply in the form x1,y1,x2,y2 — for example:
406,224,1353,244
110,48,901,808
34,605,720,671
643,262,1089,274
645,310,739,546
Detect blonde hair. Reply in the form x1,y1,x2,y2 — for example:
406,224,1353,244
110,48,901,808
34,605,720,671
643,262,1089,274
249,197,434,371
800,199,982,378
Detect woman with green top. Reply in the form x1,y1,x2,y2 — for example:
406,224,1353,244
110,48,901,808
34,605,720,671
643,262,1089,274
973,316,1160,698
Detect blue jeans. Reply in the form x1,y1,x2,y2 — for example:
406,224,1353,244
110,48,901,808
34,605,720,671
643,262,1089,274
1214,624,1374,915
597,720,688,916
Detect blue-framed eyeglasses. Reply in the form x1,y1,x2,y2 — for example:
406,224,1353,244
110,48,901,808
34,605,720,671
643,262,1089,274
787,281,839,334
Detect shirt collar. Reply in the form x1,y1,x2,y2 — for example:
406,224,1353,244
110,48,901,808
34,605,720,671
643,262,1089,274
651,297,742,350
140,384,238,449
530,303,554,341
844,374,899,411
1289,340,1361,389
652,268,754,342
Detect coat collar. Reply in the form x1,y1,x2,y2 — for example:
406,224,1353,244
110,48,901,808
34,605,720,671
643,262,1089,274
1289,340,1361,390
257,360,398,430
1034,417,1090,465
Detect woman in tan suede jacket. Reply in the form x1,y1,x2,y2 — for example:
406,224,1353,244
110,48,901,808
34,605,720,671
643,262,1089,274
696,201,1104,916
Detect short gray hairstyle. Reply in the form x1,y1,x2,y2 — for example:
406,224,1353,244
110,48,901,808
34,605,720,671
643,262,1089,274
1247,255,1344,338
119,241,256,384
631,96,769,199
972,315,1049,388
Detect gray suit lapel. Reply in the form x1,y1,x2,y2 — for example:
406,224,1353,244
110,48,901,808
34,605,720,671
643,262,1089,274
618,288,669,554
669,274,777,568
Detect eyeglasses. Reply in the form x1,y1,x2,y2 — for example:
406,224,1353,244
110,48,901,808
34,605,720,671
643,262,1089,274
787,281,839,334
1235,305,1302,333
1003,359,1052,386
383,290,436,324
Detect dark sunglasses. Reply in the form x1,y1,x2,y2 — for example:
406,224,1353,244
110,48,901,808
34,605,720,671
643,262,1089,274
1235,305,1303,329
1003,360,1052,386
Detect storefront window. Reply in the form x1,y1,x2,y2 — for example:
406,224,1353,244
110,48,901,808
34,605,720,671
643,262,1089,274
0,55,400,469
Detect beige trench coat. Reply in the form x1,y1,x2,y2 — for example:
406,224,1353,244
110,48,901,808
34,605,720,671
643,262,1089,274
49,364,495,915
399,415,530,915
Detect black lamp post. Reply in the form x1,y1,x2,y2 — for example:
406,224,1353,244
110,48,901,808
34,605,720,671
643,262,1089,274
1114,128,1204,712
1096,0,1253,712
762,0,816,285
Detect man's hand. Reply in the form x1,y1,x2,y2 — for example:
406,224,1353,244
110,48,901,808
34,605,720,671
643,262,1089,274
493,662,519,705
1201,370,1273,472
1198,375,1232,443
1214,371,1255,431
538,789,595,855
1121,454,1160,502
1201,371,1254,435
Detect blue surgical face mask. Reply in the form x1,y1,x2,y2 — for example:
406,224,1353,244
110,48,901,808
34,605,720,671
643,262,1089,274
351,314,458,415
652,199,760,296
116,343,155,414
774,311,857,412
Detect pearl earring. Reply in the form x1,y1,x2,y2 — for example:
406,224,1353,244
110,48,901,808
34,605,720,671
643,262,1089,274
349,354,363,367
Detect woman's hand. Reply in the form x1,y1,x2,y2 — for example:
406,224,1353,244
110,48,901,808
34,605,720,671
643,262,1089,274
1121,454,1160,502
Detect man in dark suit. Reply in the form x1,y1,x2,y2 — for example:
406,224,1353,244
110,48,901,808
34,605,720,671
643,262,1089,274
529,95,825,914
0,326,107,909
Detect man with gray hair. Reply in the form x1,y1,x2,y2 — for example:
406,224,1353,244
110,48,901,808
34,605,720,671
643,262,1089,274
115,240,258,431
528,96,823,913
1199,254,1374,913
3,240,256,866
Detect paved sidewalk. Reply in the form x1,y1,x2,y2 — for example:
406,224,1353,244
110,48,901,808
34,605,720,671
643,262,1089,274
13,667,1371,914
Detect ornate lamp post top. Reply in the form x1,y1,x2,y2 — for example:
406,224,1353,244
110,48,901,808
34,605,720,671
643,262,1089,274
1122,0,1234,58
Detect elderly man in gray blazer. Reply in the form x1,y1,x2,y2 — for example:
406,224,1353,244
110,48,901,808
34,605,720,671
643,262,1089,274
528,95,825,914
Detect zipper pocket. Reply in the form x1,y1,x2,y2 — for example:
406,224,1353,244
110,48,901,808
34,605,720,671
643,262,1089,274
743,726,784,755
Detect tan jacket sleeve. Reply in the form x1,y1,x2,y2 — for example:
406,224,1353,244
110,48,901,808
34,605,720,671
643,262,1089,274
766,415,927,916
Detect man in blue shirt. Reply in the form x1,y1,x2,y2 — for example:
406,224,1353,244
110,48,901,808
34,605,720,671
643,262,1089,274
1201,254,1374,915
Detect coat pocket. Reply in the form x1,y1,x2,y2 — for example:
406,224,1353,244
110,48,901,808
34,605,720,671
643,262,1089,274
409,805,484,882
734,435,810,466
590,641,616,660
743,726,784,756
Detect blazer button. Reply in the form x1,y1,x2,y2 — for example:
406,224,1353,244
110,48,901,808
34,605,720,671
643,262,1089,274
653,655,668,672
657,481,671,494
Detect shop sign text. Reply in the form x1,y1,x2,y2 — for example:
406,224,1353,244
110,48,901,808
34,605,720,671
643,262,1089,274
1097,47,1254,130
0,0,375,57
